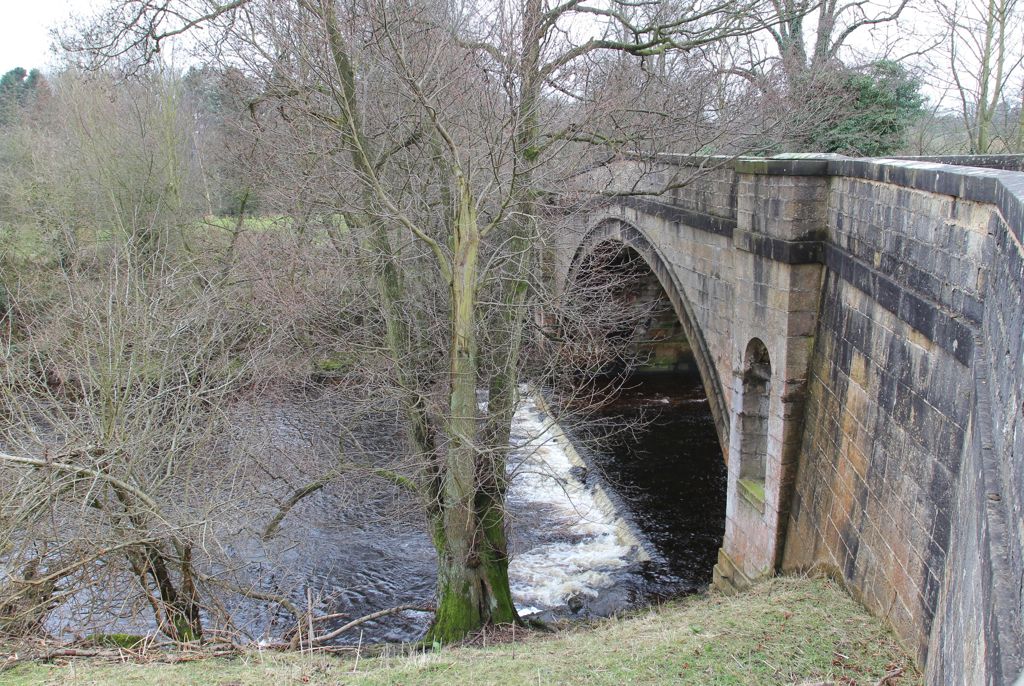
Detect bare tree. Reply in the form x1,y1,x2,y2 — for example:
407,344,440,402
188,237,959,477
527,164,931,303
45,0,807,645
935,0,1024,152
0,69,395,644
764,0,913,78
701,0,928,154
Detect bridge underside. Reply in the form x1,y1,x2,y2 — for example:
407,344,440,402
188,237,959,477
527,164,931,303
556,154,1024,685
569,221,732,462
572,243,696,375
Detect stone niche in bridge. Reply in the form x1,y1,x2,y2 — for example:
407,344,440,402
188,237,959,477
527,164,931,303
554,153,1024,685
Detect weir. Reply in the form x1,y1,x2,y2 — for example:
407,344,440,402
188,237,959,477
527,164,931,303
562,243,731,592
554,154,1024,684
505,391,652,616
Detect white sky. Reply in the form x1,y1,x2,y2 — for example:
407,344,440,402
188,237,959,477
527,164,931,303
0,0,1003,112
0,0,99,75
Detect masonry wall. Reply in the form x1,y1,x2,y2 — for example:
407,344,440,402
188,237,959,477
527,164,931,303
930,205,1024,683
981,209,1024,680
723,169,828,581
974,209,1024,683
895,154,1024,172
666,164,738,219
783,162,1024,684
561,155,1024,683
784,271,972,658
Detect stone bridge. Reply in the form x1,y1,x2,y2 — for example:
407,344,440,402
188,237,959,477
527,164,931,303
553,154,1024,684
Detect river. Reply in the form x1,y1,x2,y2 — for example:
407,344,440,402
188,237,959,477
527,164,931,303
238,370,726,644
48,371,726,644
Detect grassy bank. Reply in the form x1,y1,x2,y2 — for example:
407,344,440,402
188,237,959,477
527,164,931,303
3,576,920,686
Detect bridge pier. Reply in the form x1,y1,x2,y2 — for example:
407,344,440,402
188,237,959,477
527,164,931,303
715,163,828,591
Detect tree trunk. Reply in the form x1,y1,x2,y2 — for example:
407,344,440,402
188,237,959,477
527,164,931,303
425,178,517,644
314,0,516,641
1017,85,1024,152
973,0,1001,153
113,484,203,642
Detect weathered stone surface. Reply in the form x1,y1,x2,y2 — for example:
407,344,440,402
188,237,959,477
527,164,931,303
555,154,1024,685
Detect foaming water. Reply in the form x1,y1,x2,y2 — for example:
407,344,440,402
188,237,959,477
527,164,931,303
505,392,650,616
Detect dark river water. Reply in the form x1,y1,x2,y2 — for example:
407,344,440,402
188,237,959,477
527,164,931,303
569,371,728,599
290,370,727,643
224,371,728,644
52,372,726,644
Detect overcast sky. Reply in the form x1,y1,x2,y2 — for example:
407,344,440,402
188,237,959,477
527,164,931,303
0,0,978,111
0,0,98,75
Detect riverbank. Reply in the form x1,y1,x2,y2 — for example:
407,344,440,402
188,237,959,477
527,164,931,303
4,576,920,685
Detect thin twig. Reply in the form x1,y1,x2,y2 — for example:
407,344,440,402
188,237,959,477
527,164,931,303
292,604,434,649
875,667,905,686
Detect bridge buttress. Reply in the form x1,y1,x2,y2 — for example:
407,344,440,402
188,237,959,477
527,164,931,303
716,163,828,590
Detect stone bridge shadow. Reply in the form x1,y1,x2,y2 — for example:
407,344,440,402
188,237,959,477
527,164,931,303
568,218,732,460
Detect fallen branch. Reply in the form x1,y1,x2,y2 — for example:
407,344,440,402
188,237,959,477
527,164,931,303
875,667,905,686
1,654,21,673
0,605,436,670
1,643,242,671
148,648,239,663
288,604,434,649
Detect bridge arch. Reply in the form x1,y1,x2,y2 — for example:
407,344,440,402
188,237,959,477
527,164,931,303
568,217,730,460
558,154,1024,682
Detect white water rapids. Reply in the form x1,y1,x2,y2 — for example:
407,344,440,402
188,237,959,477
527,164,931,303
501,390,651,617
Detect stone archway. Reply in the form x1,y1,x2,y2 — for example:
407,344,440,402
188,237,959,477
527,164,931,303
568,218,731,461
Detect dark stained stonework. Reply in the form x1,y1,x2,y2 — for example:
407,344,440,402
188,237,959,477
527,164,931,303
620,197,736,237
556,153,1024,685
894,155,1024,172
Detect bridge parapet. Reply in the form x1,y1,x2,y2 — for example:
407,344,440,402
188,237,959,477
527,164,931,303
558,153,1024,684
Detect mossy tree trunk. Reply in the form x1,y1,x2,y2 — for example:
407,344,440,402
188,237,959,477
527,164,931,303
425,177,518,643
313,1,517,642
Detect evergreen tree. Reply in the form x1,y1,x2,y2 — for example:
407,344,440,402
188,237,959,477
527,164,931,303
0,67,46,125
809,61,925,156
